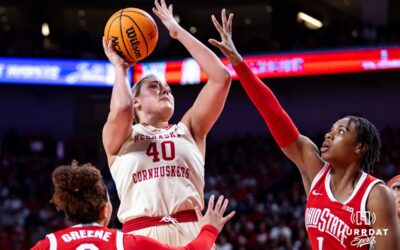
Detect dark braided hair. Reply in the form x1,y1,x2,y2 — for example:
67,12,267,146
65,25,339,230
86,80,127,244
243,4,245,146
345,116,381,173
51,160,108,224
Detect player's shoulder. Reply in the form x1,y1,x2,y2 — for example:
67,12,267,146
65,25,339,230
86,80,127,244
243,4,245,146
367,183,394,211
369,183,392,200
31,237,50,250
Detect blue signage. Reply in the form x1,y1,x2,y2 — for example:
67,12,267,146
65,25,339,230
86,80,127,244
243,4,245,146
0,57,130,87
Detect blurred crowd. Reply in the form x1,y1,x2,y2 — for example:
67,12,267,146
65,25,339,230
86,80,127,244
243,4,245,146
0,126,399,249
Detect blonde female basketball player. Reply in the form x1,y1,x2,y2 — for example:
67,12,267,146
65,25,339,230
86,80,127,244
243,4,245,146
209,10,400,250
102,0,231,246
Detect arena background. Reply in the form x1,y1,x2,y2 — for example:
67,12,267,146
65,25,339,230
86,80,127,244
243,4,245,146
0,0,399,249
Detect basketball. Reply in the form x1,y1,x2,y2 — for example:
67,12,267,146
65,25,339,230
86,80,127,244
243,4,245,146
104,8,158,63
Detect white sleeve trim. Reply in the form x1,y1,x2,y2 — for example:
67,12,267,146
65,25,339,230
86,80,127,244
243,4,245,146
46,233,57,250
309,162,329,194
361,179,384,215
116,231,124,250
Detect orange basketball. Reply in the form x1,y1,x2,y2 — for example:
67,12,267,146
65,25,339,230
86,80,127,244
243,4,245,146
104,8,158,63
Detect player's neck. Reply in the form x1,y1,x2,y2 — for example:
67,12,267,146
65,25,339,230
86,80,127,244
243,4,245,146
141,120,169,129
139,113,170,129
70,221,104,227
329,166,362,200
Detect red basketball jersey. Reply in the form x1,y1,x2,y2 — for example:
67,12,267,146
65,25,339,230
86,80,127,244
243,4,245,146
31,224,219,250
305,164,383,250
32,223,124,250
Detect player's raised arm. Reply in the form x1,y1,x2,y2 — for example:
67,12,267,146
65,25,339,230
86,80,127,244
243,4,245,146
102,37,135,166
153,1,231,154
209,10,324,193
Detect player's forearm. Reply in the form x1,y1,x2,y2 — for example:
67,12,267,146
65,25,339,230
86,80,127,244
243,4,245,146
182,225,218,250
175,27,230,83
132,225,218,250
109,66,134,112
233,61,299,147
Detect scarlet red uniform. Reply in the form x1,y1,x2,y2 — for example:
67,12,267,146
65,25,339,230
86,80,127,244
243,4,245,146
31,223,218,250
305,164,383,250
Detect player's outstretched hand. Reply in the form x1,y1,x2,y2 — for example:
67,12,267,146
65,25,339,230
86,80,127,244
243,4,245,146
208,9,242,66
152,0,182,39
195,195,236,233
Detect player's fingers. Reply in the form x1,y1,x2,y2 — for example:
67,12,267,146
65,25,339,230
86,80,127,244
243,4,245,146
160,0,168,10
168,4,173,14
107,38,113,48
208,39,223,49
194,206,203,220
208,195,215,211
215,195,224,211
219,198,229,214
211,15,224,34
228,13,234,35
152,7,162,19
102,37,107,50
154,0,161,11
222,211,236,224
222,9,228,29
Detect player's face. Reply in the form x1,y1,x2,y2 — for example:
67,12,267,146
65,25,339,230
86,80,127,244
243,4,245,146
135,76,174,120
390,180,400,217
320,118,362,167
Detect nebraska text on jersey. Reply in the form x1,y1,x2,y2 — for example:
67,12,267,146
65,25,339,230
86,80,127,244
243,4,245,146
133,131,179,143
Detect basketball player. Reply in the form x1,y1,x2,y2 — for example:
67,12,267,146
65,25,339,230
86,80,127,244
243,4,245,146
387,175,400,224
31,162,235,249
102,0,231,246
209,10,400,249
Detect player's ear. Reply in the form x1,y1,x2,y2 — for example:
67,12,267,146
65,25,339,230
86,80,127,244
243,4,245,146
133,96,141,108
355,142,368,155
98,203,109,226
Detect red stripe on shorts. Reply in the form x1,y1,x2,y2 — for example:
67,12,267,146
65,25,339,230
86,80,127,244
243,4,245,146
122,209,198,233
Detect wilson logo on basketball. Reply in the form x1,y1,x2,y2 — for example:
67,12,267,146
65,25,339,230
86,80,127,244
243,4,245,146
126,26,142,59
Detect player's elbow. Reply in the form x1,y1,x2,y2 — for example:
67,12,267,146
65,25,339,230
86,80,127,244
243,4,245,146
216,67,231,86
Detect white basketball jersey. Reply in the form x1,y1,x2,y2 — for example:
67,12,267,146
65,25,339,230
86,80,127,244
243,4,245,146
110,122,205,223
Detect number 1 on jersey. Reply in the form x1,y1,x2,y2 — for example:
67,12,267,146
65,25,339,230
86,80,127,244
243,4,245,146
146,141,175,162
317,236,324,250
